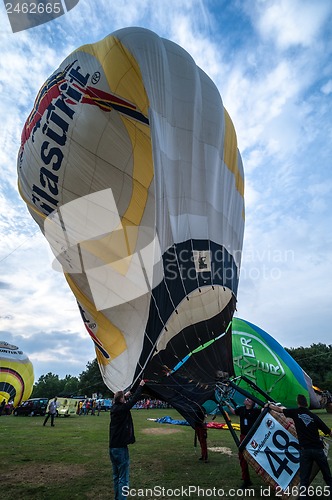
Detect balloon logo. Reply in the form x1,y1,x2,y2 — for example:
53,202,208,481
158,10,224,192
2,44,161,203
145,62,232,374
0,342,34,406
232,318,320,408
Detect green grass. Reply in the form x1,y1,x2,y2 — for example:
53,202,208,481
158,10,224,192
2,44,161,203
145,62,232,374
1,409,331,499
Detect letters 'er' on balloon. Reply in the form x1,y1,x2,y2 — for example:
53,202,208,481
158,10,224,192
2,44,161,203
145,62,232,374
0,342,34,406
232,318,320,409
17,27,244,425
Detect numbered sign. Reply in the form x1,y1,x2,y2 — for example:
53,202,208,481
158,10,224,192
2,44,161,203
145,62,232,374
245,413,300,490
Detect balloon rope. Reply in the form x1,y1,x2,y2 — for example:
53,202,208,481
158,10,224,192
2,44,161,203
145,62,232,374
0,229,39,263
169,320,232,375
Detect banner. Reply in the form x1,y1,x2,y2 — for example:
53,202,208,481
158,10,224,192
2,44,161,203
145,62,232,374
245,411,300,492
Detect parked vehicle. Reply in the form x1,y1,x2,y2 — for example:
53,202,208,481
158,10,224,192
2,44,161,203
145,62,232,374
47,397,78,417
13,398,49,416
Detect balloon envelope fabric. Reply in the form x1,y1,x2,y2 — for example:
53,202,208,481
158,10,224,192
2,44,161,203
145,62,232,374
0,341,34,406
17,27,245,425
232,318,320,408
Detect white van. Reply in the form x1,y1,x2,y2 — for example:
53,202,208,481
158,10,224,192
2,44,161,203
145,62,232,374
48,398,78,417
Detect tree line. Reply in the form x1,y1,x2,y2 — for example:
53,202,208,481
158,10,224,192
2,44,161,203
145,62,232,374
285,343,332,390
32,358,110,400
31,343,332,400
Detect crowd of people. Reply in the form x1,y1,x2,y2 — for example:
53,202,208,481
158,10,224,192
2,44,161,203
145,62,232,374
77,398,101,415
132,398,171,410
75,397,170,415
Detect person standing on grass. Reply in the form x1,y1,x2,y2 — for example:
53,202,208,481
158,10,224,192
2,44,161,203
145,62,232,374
268,394,332,499
226,397,261,489
109,379,145,500
194,409,208,463
43,397,58,427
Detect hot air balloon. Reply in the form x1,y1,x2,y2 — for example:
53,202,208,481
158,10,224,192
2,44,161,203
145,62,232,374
231,318,320,408
0,341,34,407
17,27,244,426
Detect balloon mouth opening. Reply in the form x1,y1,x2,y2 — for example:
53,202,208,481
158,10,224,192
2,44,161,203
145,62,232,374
154,285,233,355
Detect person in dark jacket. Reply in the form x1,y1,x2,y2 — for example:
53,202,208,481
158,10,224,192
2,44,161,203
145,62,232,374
226,397,261,488
109,379,145,500
268,394,332,499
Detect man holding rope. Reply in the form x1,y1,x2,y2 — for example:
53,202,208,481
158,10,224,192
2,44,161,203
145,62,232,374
268,394,332,499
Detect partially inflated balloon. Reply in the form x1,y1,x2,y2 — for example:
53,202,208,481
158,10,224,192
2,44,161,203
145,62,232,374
0,342,34,406
232,318,320,408
17,28,244,425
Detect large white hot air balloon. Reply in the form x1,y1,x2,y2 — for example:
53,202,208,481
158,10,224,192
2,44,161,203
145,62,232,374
18,27,244,425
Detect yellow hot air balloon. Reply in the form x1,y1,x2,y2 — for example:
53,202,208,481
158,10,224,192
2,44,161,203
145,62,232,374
17,27,244,426
0,341,34,407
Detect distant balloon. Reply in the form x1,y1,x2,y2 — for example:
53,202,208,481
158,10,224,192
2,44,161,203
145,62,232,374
231,318,320,408
17,27,244,425
0,342,34,406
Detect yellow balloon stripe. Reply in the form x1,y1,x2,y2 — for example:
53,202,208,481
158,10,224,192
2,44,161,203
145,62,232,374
0,363,33,406
65,274,127,363
73,37,154,278
223,108,244,198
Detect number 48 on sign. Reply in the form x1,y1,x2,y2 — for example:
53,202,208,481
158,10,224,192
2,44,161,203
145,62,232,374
246,413,300,491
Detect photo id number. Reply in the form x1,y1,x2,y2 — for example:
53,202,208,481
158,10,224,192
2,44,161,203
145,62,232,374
6,2,62,15
276,485,331,497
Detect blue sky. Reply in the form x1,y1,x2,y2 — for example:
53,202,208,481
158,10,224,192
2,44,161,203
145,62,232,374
0,0,332,382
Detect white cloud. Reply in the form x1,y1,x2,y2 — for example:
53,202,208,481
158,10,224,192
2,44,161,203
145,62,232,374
255,0,332,50
321,80,332,95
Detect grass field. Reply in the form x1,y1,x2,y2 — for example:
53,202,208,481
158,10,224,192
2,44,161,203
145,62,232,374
1,408,331,499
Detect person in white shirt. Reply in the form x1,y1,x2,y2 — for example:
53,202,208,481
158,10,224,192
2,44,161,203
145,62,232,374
43,397,58,427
